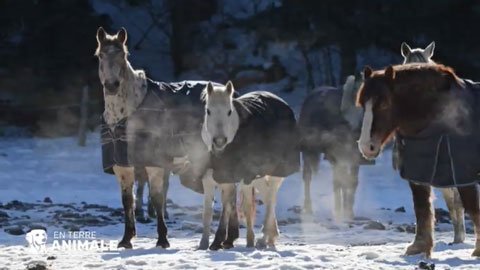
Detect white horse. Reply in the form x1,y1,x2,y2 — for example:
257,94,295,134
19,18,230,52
400,41,465,244
202,81,299,248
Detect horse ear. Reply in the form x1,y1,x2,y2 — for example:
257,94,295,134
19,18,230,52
385,65,395,80
401,42,411,58
424,41,435,58
225,81,234,96
117,27,127,44
363,66,373,79
206,82,214,95
96,27,106,44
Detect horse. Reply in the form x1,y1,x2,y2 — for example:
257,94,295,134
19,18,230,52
298,41,442,222
401,41,466,244
202,81,300,248
298,74,368,221
96,27,217,249
357,63,480,257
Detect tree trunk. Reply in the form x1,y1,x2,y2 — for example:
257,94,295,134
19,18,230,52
77,85,89,146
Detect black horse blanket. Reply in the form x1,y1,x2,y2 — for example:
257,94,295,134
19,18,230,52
210,91,300,184
397,80,480,187
101,79,216,194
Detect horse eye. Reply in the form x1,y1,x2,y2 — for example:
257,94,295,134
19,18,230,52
207,109,211,115
227,110,232,116
379,101,389,110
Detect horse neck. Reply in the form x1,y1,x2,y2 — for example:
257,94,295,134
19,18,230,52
395,74,450,136
103,61,147,125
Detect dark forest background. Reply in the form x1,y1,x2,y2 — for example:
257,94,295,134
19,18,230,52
1,0,479,137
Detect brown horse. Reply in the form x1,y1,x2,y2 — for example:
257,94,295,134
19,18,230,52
356,63,480,258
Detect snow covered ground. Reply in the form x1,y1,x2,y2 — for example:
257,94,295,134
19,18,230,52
0,132,479,270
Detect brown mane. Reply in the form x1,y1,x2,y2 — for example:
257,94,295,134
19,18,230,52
357,63,463,107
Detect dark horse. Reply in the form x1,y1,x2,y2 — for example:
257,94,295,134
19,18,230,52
357,63,480,257
299,74,372,220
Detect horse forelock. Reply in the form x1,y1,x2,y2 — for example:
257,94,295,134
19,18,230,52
95,34,128,57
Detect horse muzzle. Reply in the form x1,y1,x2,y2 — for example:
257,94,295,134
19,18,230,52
358,140,380,160
103,81,120,95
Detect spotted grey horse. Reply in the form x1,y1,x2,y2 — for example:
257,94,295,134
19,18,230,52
202,81,300,249
96,27,223,249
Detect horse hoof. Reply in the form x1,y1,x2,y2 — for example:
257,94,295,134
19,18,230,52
255,239,267,249
209,242,223,251
118,240,133,249
471,248,480,257
198,238,209,250
222,242,234,249
449,240,464,245
156,239,170,249
405,242,432,258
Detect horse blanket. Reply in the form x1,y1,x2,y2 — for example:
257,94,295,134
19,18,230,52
299,87,374,165
210,91,300,184
101,79,217,194
397,79,480,187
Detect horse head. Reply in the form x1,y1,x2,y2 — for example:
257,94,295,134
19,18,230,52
202,81,240,153
356,65,398,159
401,41,435,64
95,27,129,96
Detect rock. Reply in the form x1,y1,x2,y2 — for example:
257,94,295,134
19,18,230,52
46,256,56,260
4,226,25,235
26,261,48,270
43,197,52,203
435,208,450,223
396,226,405,232
406,224,416,234
364,221,386,230
0,210,9,218
416,261,435,270
287,205,302,214
395,207,406,213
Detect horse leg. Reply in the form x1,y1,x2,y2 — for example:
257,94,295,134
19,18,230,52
331,163,344,222
210,183,236,250
457,185,480,257
302,151,318,214
199,169,216,250
113,165,136,249
406,182,434,258
223,186,239,249
162,169,170,219
147,180,156,218
442,188,465,244
134,167,147,220
343,164,359,220
145,167,170,248
255,176,283,248
240,181,256,248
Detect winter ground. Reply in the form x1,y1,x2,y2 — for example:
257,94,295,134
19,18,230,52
0,133,479,270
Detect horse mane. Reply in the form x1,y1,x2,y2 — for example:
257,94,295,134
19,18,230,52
357,63,464,106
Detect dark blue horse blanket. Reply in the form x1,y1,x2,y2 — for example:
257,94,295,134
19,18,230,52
101,79,216,194
396,80,480,187
210,91,300,184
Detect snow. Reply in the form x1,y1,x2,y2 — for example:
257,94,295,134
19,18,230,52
0,132,479,269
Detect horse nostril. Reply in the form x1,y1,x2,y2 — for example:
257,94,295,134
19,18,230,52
214,137,227,147
369,144,375,152
114,81,120,88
